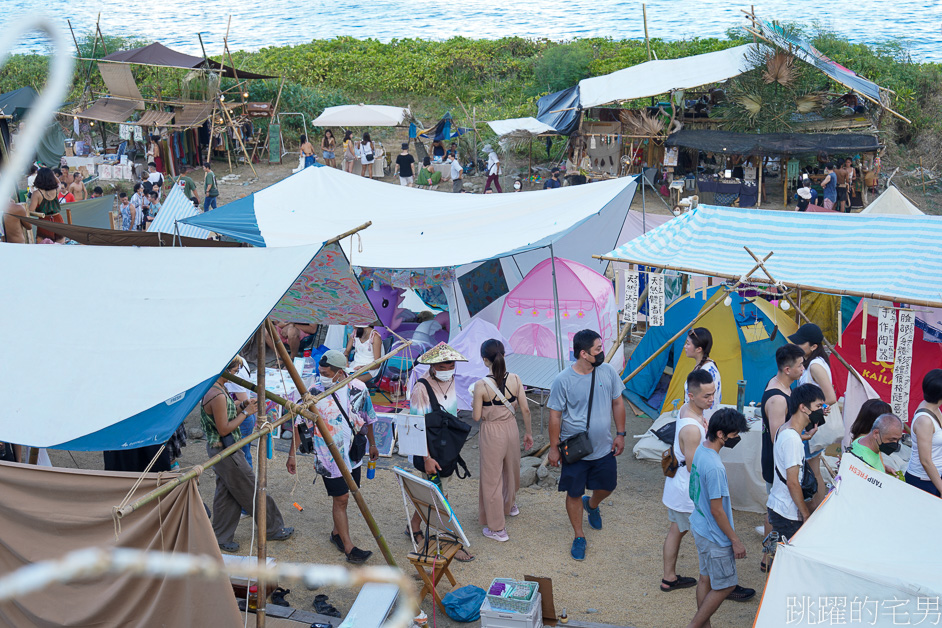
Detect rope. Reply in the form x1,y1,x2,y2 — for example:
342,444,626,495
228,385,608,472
112,444,167,541
191,464,205,478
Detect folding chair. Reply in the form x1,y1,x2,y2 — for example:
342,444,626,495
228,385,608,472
393,467,470,614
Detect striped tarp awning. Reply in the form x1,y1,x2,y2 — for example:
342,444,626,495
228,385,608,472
172,103,213,128
603,204,942,307
148,185,213,240
77,98,138,124
136,110,176,127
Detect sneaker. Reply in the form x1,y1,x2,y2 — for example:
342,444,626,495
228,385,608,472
329,532,346,553
583,496,602,530
729,584,756,602
508,504,520,517
483,527,510,542
570,536,587,561
345,547,373,564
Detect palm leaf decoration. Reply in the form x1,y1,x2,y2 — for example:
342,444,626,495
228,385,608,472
762,51,795,87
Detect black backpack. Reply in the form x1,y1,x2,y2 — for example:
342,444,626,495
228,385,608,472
412,379,471,479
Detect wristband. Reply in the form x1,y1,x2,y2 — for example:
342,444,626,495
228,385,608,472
616,431,627,437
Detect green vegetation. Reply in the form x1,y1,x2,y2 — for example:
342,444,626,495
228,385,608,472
1,29,939,149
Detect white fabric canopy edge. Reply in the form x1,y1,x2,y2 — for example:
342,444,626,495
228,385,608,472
487,117,557,137
312,104,411,126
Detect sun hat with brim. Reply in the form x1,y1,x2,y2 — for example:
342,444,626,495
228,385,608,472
482,144,493,154
797,188,812,200
789,323,824,346
416,342,468,365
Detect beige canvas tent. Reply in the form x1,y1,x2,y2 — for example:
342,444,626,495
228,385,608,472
859,185,925,215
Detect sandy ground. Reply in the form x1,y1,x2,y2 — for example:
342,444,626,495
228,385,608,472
49,395,767,628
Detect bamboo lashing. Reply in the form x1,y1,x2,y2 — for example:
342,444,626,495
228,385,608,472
742,246,866,388
115,341,412,520
267,325,399,567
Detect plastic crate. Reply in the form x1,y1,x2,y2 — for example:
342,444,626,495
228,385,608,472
480,592,542,628
486,578,539,614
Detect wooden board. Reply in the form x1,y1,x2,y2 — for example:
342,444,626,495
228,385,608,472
268,123,282,164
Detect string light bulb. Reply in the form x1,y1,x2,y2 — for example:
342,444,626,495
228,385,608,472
220,95,225,102
781,301,791,311
243,92,249,98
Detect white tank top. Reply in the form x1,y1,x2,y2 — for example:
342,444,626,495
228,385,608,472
906,409,942,481
662,416,707,513
799,356,832,388
351,330,378,368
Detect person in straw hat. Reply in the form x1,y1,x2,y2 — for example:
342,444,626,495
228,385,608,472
407,342,475,561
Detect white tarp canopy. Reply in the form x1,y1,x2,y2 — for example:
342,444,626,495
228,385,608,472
183,165,638,269
578,44,756,108
312,104,411,127
487,117,556,137
859,185,925,215
0,242,325,450
756,455,942,626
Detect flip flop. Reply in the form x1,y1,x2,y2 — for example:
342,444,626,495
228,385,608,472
454,549,475,563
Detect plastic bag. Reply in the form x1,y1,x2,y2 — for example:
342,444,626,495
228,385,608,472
442,585,487,622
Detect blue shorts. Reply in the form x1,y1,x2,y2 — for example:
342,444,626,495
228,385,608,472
905,471,941,497
558,451,617,498
323,150,335,160
304,155,316,168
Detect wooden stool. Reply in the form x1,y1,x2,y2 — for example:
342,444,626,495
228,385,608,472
407,539,462,613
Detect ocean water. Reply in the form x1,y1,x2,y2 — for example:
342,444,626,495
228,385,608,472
1,0,940,62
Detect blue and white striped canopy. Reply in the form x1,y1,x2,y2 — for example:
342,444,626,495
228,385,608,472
149,184,212,239
604,205,942,307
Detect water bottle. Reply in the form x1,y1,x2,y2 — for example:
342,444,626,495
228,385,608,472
427,473,443,491
301,349,314,379
367,459,376,479
736,380,747,413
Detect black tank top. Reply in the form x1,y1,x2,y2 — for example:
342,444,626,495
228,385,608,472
760,388,790,485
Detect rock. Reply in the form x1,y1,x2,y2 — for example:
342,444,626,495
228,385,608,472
187,426,205,440
587,608,599,614
520,456,542,468
537,464,549,479
520,465,538,487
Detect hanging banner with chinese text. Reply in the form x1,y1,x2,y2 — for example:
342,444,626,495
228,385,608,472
648,273,665,327
876,307,896,363
621,269,639,325
891,309,915,419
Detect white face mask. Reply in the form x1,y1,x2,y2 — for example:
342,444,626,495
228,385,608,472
434,369,455,382
319,375,335,388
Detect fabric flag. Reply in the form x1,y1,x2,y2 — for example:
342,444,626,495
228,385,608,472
622,269,639,325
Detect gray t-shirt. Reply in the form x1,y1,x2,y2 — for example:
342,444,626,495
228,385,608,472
548,363,623,461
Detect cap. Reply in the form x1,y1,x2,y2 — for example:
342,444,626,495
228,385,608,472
789,323,824,347
482,144,493,154
320,349,348,369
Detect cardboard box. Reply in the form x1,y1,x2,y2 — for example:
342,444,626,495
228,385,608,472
480,592,542,628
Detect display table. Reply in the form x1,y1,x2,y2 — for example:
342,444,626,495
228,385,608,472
632,404,767,514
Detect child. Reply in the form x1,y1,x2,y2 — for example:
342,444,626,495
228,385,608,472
118,193,133,231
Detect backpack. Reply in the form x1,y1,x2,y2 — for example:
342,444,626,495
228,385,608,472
412,379,471,479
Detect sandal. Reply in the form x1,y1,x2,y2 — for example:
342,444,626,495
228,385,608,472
660,576,697,592
270,587,290,607
760,557,772,573
268,526,294,542
454,548,475,563
218,540,239,553
405,527,423,543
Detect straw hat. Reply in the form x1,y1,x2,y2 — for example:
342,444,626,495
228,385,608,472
416,342,468,364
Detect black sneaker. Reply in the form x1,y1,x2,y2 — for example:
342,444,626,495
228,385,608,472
345,547,373,564
329,532,345,553
729,584,756,602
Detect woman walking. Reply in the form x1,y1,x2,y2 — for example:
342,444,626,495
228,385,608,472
27,167,63,241
322,130,337,168
472,339,533,541
342,130,356,173
359,132,375,178
201,358,294,552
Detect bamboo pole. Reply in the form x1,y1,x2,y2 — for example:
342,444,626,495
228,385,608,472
256,326,268,628
592,254,942,309
268,327,399,568
643,4,652,61
620,254,772,383
325,221,372,245
221,94,259,178
116,342,411,519
742,247,868,388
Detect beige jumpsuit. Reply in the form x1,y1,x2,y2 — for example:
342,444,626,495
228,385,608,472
477,374,522,531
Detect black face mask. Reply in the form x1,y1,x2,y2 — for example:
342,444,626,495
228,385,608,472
879,439,901,455
808,408,826,428
591,351,605,368
724,435,742,449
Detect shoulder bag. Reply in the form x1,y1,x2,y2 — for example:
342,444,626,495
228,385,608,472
333,392,368,463
774,428,817,501
482,376,516,415
558,369,595,464
412,379,471,478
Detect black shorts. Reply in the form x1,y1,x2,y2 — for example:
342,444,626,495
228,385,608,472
558,451,617,498
768,507,803,542
322,465,361,497
837,186,848,202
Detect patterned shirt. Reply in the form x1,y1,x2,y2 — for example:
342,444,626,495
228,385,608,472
296,379,376,478
200,385,241,448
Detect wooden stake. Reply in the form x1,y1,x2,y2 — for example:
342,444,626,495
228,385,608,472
268,327,399,568
256,326,267,628
643,4,652,61
921,157,926,195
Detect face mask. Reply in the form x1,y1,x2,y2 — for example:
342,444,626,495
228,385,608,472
319,375,335,388
724,435,742,449
808,408,826,428
878,439,901,455
591,351,605,368
434,369,455,382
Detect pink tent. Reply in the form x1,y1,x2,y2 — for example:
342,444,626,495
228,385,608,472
497,258,623,370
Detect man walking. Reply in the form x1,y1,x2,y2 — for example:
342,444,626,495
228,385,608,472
548,330,626,561
448,153,463,193
483,144,502,193
687,408,755,628
203,162,219,212
287,350,378,564
661,370,714,592
395,142,416,187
